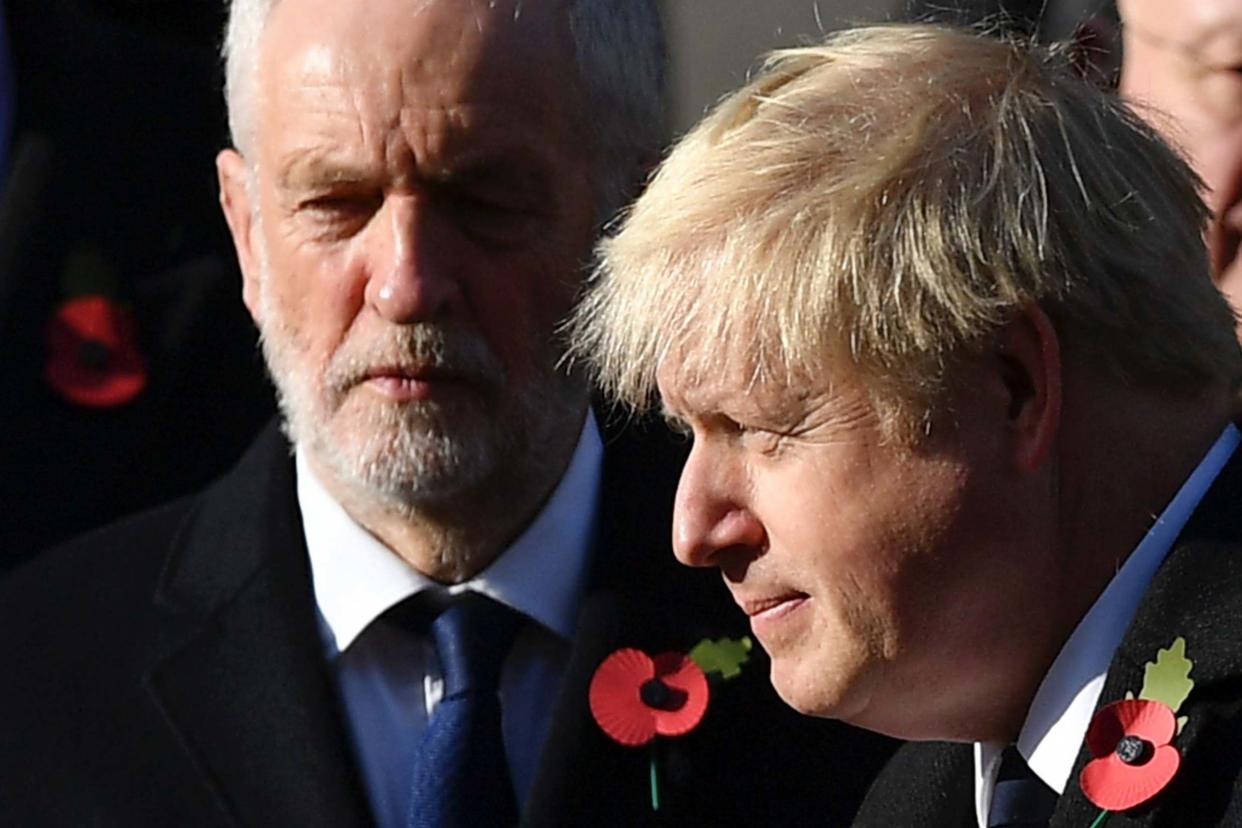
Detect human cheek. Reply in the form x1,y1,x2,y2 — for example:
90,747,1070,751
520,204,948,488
465,255,574,374
798,458,924,629
282,243,369,361
748,459,852,591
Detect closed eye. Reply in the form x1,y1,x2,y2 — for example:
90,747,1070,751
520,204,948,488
436,185,543,244
297,191,383,237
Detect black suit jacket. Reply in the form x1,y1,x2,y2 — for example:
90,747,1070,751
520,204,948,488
0,418,895,826
855,442,1242,827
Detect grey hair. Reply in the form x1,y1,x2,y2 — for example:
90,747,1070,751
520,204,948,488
221,0,666,223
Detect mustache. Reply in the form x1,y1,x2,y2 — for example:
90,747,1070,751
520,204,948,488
322,324,504,395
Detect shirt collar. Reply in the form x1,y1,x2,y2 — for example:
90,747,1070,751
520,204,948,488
974,423,1240,828
298,410,603,655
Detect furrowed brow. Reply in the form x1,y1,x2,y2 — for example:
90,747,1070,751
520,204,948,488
277,151,375,192
434,152,555,199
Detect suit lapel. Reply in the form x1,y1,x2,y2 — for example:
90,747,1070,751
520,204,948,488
853,741,976,828
524,415,741,824
525,590,688,825
144,424,372,826
1050,444,1242,827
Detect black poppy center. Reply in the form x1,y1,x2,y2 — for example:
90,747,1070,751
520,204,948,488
640,677,688,711
77,339,112,371
1114,735,1152,765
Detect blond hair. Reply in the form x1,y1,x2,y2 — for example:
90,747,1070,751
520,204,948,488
570,23,1241,434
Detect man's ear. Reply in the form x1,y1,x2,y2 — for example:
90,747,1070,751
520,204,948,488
996,303,1062,472
216,148,263,325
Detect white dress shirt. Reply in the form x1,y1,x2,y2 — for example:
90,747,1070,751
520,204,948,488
297,412,603,828
973,424,1240,828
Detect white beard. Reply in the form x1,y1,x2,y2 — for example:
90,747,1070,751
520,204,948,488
252,239,585,517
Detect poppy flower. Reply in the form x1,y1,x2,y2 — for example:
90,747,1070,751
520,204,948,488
45,295,147,407
589,648,709,747
1080,699,1181,812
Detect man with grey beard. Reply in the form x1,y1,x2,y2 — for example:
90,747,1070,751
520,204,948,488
0,0,893,825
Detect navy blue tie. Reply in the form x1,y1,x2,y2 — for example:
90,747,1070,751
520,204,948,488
988,747,1057,827
406,593,522,828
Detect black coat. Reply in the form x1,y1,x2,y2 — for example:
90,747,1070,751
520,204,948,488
0,418,895,826
855,444,1242,827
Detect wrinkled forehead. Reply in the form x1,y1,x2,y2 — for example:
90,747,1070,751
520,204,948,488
258,0,577,117
654,341,753,412
654,330,828,411
654,338,869,436
647,283,763,393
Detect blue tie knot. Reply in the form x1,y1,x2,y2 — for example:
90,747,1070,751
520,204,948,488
431,593,522,698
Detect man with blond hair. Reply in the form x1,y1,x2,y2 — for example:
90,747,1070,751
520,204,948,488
573,22,1242,827
0,0,894,824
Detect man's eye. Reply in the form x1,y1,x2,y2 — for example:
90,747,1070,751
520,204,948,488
300,193,381,226
702,414,755,443
726,418,787,455
298,196,380,238
459,195,518,218
446,191,539,243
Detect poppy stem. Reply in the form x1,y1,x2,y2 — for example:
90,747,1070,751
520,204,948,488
649,742,661,812
1088,809,1111,828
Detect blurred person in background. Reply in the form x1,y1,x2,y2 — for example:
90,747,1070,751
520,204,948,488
0,0,273,569
1117,0,1242,330
906,0,1242,329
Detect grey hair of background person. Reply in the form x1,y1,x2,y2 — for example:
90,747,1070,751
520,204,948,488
902,0,1117,40
221,0,666,224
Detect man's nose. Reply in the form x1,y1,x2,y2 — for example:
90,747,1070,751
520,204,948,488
672,445,765,568
364,197,461,324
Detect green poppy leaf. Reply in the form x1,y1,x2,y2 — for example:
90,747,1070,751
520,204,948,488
1138,637,1195,715
688,636,754,681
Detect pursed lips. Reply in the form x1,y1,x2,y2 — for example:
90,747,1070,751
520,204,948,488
734,591,809,618
365,363,460,381
360,364,471,400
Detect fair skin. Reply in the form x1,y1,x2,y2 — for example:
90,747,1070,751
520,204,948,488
660,307,1232,741
1119,0,1242,321
216,0,597,582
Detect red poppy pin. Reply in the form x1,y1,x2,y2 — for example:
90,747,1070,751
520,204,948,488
45,295,148,407
590,649,709,747
588,636,752,811
1079,637,1195,827
45,249,147,408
